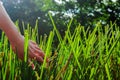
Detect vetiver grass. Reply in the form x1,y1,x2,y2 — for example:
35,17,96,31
0,15,120,80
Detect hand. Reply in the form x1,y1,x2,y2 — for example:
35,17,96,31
27,40,45,62
11,39,47,63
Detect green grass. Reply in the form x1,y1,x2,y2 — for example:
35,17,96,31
0,16,120,80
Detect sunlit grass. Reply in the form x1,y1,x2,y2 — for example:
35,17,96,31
0,16,120,80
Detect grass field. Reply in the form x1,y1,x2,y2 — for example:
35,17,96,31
0,15,120,80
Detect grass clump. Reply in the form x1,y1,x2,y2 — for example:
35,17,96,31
0,16,120,80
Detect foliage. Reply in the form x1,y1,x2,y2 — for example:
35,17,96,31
2,0,120,36
36,0,120,27
0,18,120,79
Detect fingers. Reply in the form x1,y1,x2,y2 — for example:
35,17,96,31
29,52,44,63
32,46,49,63
35,54,44,63
29,40,37,45
29,43,45,57
28,59,35,70
30,40,42,50
29,46,44,63
34,48,45,58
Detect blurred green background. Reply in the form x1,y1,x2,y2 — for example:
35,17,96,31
2,0,120,35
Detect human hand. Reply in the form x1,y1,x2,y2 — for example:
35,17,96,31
11,40,48,63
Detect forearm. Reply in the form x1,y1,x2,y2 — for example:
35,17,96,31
2,22,23,46
0,3,23,45
0,2,12,30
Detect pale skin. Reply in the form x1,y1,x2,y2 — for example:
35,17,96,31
0,2,47,63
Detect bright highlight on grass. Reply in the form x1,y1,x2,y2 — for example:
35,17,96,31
0,15,120,80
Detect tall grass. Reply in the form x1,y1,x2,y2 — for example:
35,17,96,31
0,16,120,80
